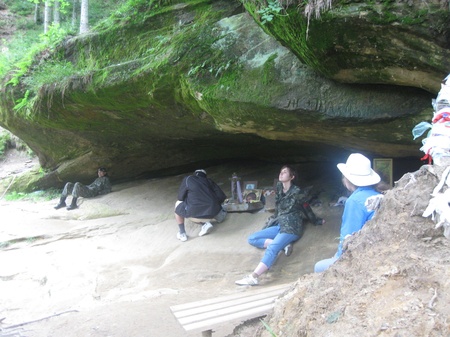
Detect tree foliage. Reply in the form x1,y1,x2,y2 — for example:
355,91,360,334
0,0,123,77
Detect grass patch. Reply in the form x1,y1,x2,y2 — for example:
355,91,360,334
260,319,277,336
0,234,51,250
4,188,60,202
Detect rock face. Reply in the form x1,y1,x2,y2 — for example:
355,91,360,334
0,0,447,189
248,0,450,93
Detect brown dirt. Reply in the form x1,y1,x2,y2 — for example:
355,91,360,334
0,151,449,337
0,148,38,198
0,149,37,178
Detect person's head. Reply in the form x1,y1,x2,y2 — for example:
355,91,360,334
194,169,207,178
279,165,298,185
98,167,108,177
337,153,380,192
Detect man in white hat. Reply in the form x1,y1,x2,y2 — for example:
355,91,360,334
314,153,381,272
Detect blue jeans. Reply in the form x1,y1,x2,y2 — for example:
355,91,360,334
314,254,339,272
248,225,300,268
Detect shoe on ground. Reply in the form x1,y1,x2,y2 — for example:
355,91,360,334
54,202,66,210
314,218,325,226
284,243,293,256
199,222,213,237
177,232,187,242
235,274,258,286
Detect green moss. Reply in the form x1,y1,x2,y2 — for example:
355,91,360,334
6,0,238,121
4,167,46,193
242,0,450,79
184,56,316,131
262,53,277,85
243,2,332,75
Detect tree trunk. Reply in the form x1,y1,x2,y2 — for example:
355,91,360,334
72,0,79,28
34,3,41,25
44,0,51,33
54,0,60,25
79,0,89,34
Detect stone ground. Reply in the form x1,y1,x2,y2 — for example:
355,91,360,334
0,149,449,337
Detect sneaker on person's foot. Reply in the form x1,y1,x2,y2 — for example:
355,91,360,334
199,222,213,237
314,218,325,226
54,202,66,210
284,243,293,256
235,274,258,286
177,232,187,242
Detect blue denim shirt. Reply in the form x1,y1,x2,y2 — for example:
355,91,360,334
336,186,380,257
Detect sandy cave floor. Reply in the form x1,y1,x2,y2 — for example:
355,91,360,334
2,150,448,337
0,150,349,337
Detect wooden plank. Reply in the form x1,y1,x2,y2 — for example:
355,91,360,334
183,303,274,332
172,287,288,319
170,283,292,334
171,283,290,313
177,296,278,325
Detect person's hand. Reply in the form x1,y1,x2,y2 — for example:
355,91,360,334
263,216,277,229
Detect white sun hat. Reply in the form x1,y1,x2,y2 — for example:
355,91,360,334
337,153,381,187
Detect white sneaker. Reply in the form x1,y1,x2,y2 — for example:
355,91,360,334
198,222,213,237
284,243,293,256
235,274,258,286
177,232,187,242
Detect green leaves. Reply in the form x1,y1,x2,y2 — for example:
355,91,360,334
257,0,284,25
13,90,31,112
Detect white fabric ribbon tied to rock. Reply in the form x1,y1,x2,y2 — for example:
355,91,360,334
422,166,450,239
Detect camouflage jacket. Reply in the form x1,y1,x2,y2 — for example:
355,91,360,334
270,182,310,237
87,176,112,196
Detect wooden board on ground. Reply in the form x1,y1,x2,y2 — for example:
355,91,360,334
170,283,292,336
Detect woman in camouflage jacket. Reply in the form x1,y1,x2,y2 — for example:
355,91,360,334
235,165,323,286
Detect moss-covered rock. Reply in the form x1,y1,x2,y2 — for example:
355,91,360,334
0,0,443,190
245,0,450,91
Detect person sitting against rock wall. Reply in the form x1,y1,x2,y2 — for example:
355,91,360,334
235,165,324,286
175,169,227,242
314,153,381,273
54,167,112,210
